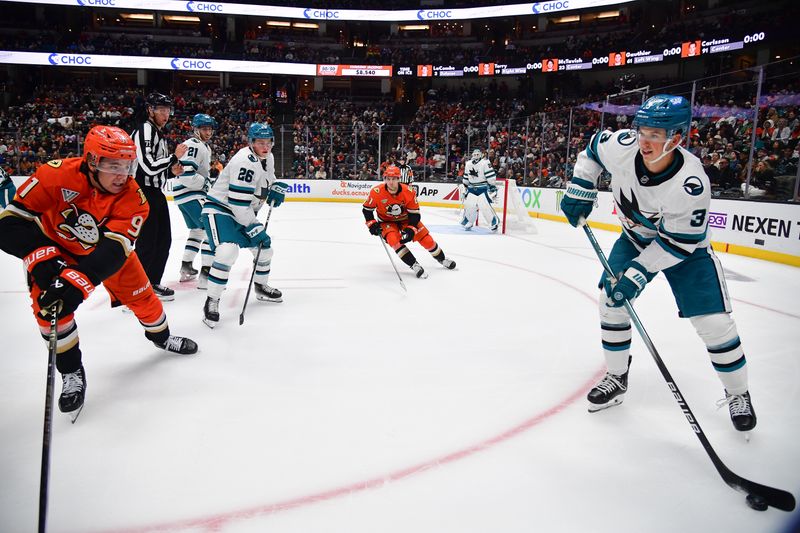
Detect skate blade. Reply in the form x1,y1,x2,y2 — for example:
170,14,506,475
202,317,218,329
588,395,625,413
196,284,208,291
179,274,197,282
255,296,283,303
66,405,84,424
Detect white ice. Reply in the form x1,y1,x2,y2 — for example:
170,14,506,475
1,201,798,533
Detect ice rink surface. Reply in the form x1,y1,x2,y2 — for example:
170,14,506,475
1,201,798,533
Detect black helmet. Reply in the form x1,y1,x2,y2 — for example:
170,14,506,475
146,92,173,108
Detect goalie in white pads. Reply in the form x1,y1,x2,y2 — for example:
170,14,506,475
175,113,216,284
560,94,756,432
460,149,499,231
200,123,288,328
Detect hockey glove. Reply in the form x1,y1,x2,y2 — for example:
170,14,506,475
560,180,597,227
38,268,95,318
400,226,416,244
24,246,69,290
367,221,383,236
267,182,289,208
605,261,649,307
243,223,271,248
488,184,498,202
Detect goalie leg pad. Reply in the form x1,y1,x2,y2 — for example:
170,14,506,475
690,313,748,395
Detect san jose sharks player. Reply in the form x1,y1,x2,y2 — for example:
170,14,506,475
460,149,499,232
200,123,288,328
560,94,756,433
0,167,16,208
175,113,217,285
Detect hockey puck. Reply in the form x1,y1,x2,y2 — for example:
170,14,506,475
746,493,768,511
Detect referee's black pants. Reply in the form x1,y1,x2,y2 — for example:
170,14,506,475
137,184,172,286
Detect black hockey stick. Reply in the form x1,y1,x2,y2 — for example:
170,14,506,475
239,206,274,325
583,224,795,512
39,303,59,533
379,235,407,292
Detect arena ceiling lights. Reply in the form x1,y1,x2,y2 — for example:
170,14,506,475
0,0,636,22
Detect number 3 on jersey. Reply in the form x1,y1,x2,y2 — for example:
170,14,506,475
690,209,706,227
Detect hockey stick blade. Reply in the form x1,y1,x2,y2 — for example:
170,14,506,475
582,225,795,512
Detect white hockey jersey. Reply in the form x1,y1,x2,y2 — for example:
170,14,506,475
174,136,211,205
462,158,497,190
573,129,711,273
203,147,276,228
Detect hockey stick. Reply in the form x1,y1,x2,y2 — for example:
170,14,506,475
38,303,59,533
239,205,274,326
582,224,795,512
379,235,407,292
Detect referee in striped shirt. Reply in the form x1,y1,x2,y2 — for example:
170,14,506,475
398,161,415,184
131,92,187,301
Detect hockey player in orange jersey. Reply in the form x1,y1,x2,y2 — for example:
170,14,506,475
0,125,199,421
362,165,456,278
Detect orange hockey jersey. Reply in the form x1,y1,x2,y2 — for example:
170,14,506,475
9,158,149,258
362,183,420,223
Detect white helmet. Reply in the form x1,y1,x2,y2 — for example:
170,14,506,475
471,149,482,162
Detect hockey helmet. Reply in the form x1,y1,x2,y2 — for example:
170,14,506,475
83,125,136,175
384,165,401,178
192,113,218,129
248,122,274,142
146,91,173,109
632,94,692,138
471,149,482,162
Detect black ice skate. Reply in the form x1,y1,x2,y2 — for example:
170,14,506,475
180,261,198,282
587,357,631,412
440,258,456,270
59,366,86,423
203,297,220,329
255,283,283,302
152,284,175,301
155,335,198,355
719,390,757,432
411,263,428,279
197,266,210,290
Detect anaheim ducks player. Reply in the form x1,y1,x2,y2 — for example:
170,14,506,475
362,164,456,279
0,125,198,421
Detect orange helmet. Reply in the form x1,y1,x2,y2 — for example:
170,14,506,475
384,165,401,178
84,125,137,162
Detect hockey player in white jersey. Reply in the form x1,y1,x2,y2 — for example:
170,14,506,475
460,149,499,231
560,94,756,433
200,123,288,328
175,113,216,284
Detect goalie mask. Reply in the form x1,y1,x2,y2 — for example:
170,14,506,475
471,149,482,163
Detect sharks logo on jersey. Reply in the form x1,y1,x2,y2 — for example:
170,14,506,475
683,176,704,196
615,188,660,230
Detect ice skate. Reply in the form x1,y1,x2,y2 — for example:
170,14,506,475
718,390,757,434
255,283,283,302
59,366,86,423
587,357,631,412
440,258,456,270
155,335,198,355
411,263,428,279
203,297,220,328
197,266,210,290
180,261,198,282
152,284,175,301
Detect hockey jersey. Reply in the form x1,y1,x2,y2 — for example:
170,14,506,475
462,158,497,192
174,136,211,205
362,183,420,224
2,158,148,258
573,129,711,273
203,147,275,228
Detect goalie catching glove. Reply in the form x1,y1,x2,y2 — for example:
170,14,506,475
38,268,95,318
